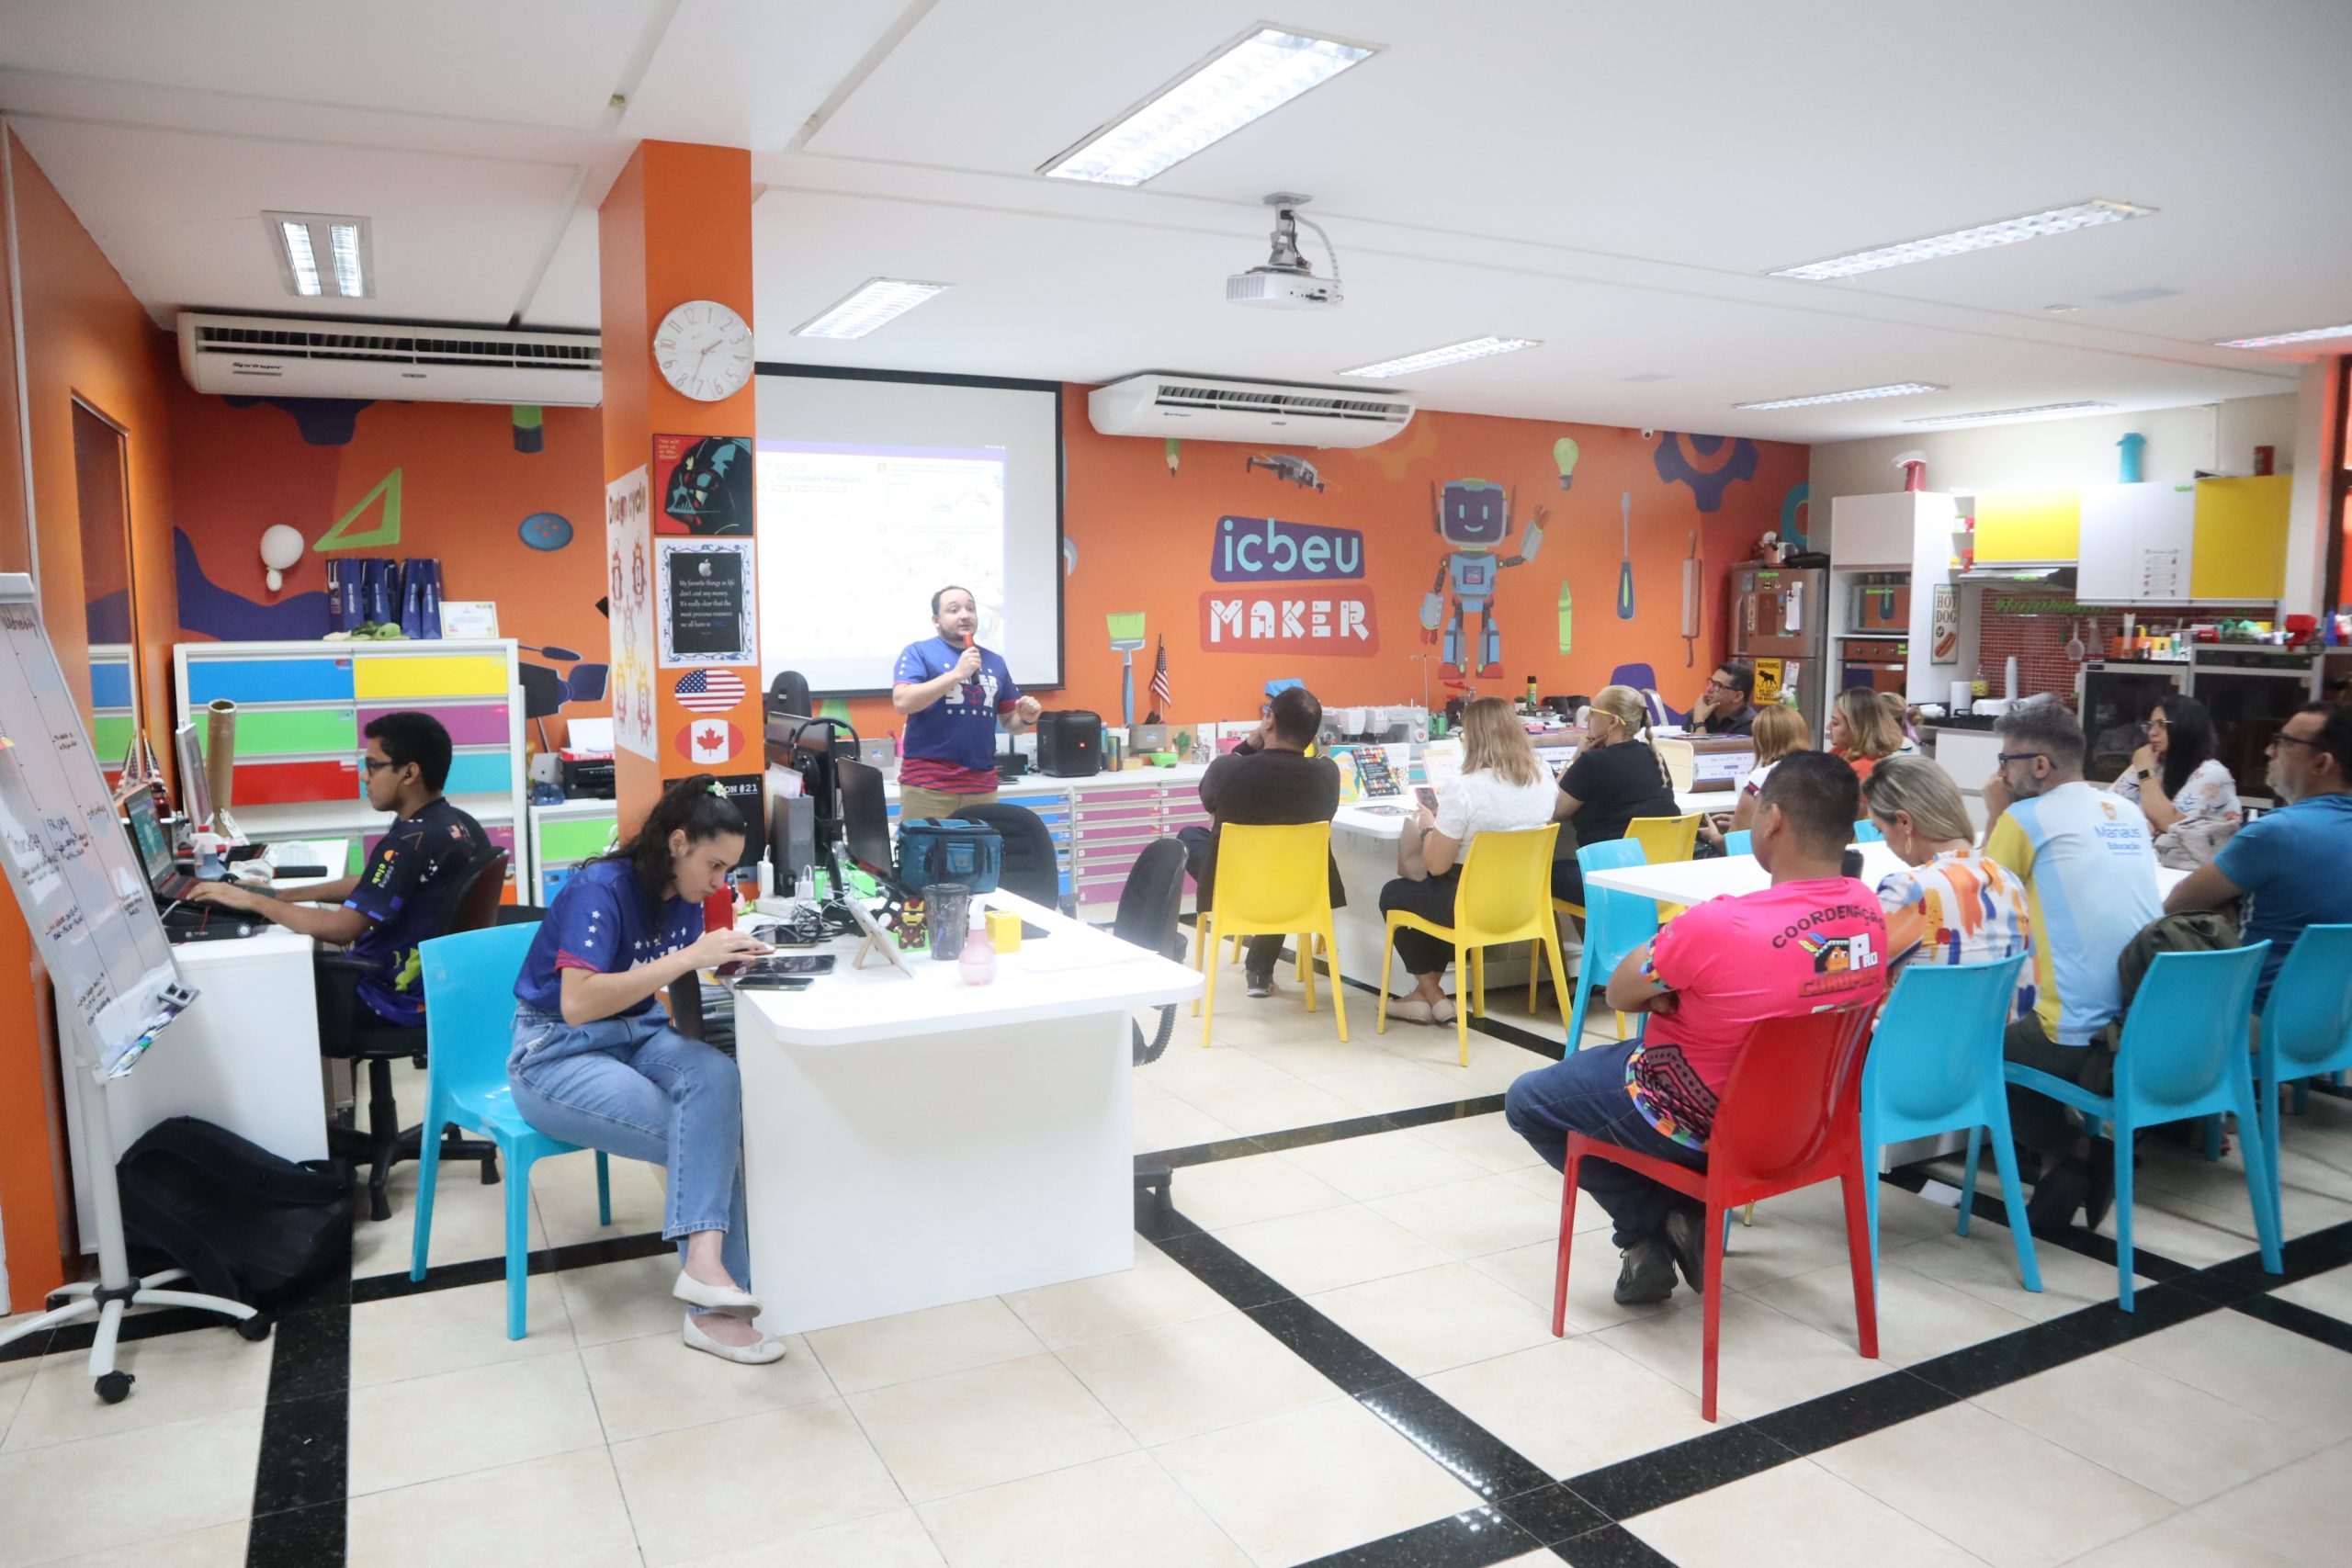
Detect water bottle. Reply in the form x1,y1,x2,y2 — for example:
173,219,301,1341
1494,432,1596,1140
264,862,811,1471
959,915,997,986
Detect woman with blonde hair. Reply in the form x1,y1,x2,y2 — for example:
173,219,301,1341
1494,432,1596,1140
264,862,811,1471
1863,756,2035,1019
1826,685,1903,783
1699,702,1809,848
1549,684,1678,905
1380,696,1556,1024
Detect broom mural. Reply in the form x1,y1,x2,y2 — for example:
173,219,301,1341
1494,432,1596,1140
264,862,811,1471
1107,612,1148,726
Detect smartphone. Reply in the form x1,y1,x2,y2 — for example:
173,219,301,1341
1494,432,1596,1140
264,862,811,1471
1414,786,1440,813
732,974,811,992
717,953,835,979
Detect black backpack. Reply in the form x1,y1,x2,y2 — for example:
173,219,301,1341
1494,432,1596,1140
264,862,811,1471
118,1117,350,1308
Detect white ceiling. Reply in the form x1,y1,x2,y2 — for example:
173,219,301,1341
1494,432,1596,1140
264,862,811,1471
3,0,2341,440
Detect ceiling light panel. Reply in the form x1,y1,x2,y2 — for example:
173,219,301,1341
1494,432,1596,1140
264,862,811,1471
2214,322,2352,348
1905,401,2116,425
1340,337,1540,378
1770,199,2155,281
1735,383,1944,411
793,277,953,339
266,210,371,299
1040,28,1376,186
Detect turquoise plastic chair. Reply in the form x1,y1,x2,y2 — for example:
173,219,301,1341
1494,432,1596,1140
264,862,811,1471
1559,839,1656,1047
1721,829,1753,857
1867,956,2041,1291
1852,819,1884,844
1968,943,2281,1310
412,924,610,1339
2249,926,2352,1233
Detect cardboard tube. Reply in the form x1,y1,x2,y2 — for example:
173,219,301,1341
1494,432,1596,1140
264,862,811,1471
204,698,238,815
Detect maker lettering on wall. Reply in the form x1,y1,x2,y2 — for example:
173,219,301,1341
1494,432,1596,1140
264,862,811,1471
1200,515,1378,655
656,538,756,666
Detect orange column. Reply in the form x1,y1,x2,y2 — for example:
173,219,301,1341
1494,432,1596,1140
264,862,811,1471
597,141,763,838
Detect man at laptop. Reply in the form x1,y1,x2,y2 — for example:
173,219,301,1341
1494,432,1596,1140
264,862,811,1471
187,712,489,1026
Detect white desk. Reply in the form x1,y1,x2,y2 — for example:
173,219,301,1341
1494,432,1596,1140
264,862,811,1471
1585,846,2190,906
729,889,1203,1335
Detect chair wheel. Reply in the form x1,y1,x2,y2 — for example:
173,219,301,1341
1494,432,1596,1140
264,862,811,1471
95,1371,133,1404
235,1313,274,1342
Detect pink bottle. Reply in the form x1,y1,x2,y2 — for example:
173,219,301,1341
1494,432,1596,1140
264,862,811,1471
958,919,997,986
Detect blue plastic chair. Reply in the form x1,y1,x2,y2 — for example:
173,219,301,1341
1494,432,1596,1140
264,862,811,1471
1721,829,1753,857
412,925,610,1339
1852,819,1884,844
1554,839,1656,1046
1967,943,2281,1311
1864,956,2041,1291
2249,926,2352,1233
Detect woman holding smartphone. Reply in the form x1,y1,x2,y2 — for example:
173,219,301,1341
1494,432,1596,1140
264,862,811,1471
509,775,781,1364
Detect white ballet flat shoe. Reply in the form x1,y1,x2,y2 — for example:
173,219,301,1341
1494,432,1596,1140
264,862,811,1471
683,1312,787,1365
1389,995,1436,1025
673,1271,763,1317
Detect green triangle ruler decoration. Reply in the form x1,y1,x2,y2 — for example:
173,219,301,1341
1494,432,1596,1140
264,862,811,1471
313,468,403,551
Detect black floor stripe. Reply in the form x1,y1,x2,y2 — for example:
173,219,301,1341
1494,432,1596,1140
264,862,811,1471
1298,1506,1547,1567
2230,1291,2352,1351
246,1223,351,1568
348,1227,673,1304
1139,1094,1510,1174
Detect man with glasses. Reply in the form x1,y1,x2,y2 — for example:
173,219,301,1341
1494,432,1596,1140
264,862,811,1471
2166,701,2352,1010
188,711,487,1026
1979,702,2162,1232
1689,660,1759,736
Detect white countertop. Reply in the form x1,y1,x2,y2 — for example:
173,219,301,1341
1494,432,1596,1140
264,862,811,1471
1586,845,2189,906
1333,790,1727,842
732,888,1203,1047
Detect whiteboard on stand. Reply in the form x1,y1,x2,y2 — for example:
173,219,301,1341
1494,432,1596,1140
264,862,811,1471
0,575,194,1079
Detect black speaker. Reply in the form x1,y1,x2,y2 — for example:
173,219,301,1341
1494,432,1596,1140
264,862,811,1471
1035,710,1103,777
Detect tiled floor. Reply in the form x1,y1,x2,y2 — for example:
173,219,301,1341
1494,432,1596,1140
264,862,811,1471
6,948,2352,1566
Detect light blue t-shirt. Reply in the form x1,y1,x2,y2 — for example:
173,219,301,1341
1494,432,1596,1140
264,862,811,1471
2215,791,2352,1007
1984,782,2162,1044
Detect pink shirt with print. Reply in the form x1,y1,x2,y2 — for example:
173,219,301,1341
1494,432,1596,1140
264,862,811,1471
1626,877,1890,1150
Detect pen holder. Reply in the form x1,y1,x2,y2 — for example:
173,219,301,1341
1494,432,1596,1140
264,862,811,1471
984,908,1023,953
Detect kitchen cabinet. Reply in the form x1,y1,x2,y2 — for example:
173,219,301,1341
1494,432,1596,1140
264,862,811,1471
2189,475,2292,602
1827,492,1919,569
2077,482,2197,603
1973,488,2080,564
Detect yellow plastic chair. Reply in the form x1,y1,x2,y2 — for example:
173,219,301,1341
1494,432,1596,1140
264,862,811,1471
1381,825,1570,1066
1194,822,1345,1045
1629,812,1702,925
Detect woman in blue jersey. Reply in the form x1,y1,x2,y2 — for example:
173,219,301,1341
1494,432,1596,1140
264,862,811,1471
509,776,779,1363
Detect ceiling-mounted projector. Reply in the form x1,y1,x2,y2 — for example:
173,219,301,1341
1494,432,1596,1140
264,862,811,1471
1227,192,1341,310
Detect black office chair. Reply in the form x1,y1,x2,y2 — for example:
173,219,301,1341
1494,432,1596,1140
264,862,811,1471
1114,837,1190,1209
960,801,1062,912
318,845,510,1221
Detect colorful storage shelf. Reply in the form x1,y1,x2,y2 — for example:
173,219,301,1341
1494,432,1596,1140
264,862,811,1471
528,799,619,904
89,643,137,782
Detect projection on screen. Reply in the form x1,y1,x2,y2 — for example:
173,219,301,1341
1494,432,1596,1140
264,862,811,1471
754,371,1062,694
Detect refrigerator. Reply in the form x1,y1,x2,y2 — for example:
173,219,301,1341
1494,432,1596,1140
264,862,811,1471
1727,565,1826,738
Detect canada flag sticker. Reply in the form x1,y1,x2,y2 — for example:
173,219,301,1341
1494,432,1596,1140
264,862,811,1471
675,720,744,767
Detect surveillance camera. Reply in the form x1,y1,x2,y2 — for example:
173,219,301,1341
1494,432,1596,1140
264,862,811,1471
1641,428,1656,440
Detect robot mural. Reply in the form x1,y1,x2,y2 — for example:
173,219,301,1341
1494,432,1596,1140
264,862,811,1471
1420,479,1546,680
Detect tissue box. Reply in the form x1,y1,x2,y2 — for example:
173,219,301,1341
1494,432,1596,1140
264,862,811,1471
984,908,1023,953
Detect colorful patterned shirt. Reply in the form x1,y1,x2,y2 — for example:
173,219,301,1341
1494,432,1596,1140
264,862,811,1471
1875,846,2036,1021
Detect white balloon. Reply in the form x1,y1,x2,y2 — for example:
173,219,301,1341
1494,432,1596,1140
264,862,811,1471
259,524,305,571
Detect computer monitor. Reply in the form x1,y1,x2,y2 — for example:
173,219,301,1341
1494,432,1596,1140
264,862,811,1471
173,721,211,832
835,758,897,885
122,789,174,891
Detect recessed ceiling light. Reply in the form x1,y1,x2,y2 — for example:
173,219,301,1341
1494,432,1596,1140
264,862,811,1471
2043,304,2078,315
1735,383,1944,411
1040,27,1377,186
1770,199,2154,281
2214,322,2352,348
1620,372,1674,383
1339,336,1540,378
1905,401,2116,425
2098,286,2181,305
266,210,371,299
793,278,953,339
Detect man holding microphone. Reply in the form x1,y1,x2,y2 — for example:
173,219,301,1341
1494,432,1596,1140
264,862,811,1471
892,584,1042,820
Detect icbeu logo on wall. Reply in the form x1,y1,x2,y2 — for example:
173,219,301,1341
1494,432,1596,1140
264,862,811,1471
1200,515,1379,655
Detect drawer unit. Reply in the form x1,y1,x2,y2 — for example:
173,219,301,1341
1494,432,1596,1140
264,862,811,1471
187,655,356,705
356,701,511,746
198,705,361,759
537,814,618,866
442,751,515,797
90,656,135,711
238,756,362,807
353,653,507,700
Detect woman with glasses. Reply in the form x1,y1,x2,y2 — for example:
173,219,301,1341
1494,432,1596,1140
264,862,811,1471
2109,694,2240,869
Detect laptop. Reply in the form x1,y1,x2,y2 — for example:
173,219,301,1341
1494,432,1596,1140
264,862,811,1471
123,791,206,902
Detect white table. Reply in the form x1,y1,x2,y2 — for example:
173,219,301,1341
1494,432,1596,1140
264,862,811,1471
729,888,1204,1335
1585,845,2190,906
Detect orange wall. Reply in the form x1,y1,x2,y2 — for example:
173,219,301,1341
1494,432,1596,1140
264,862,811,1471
0,130,183,1310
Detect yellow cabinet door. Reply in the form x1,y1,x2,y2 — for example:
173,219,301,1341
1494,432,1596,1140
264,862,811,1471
1973,489,2081,562
2189,475,2292,602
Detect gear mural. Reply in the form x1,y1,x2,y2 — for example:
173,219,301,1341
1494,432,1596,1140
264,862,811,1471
1653,433,1760,513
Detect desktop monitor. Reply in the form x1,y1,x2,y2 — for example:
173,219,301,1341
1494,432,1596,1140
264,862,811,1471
173,722,211,832
834,758,897,885
122,789,174,890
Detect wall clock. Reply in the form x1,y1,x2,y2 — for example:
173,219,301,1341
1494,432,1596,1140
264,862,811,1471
654,299,753,401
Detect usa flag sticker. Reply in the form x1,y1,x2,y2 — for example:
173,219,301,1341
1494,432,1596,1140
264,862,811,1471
674,720,745,767
673,668,746,714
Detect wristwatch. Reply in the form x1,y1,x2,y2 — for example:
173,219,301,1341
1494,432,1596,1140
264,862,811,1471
2137,767,2154,781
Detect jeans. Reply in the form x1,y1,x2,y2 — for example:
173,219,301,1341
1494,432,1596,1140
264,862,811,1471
508,1005,752,1304
2002,1013,2103,1166
1377,869,1463,976
1505,1040,1707,1248
1178,824,1286,980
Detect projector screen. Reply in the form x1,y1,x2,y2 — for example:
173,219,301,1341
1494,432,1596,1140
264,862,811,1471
755,367,1063,695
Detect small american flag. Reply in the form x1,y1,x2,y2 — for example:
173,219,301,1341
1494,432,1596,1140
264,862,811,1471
1147,636,1171,721
673,668,745,714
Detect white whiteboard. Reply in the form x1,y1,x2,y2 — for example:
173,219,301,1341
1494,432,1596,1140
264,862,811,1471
0,575,193,1078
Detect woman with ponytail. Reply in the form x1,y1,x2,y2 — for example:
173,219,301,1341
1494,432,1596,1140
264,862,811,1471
510,774,783,1364
1550,685,1678,905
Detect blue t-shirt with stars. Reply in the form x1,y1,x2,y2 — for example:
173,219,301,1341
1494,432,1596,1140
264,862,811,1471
514,856,704,1019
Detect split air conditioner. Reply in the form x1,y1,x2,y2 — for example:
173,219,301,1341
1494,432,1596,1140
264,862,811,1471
1088,372,1412,448
176,312,602,406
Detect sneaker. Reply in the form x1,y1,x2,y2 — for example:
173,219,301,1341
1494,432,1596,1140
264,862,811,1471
1614,1236,1676,1304
1244,971,1276,999
1661,1202,1708,1294
2025,1156,2089,1237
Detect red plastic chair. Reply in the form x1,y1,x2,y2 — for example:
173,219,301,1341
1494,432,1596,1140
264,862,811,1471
1549,1008,1880,1421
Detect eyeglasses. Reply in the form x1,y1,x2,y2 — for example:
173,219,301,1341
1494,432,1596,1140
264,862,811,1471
1995,751,2051,767
2144,716,2169,729
362,756,396,773
1704,678,1736,693
2267,731,2324,752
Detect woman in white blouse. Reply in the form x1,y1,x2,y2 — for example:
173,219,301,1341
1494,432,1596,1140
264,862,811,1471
2110,694,2241,868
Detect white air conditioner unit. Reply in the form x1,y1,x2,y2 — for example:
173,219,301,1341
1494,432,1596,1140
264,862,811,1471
1088,373,1412,448
176,312,602,406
